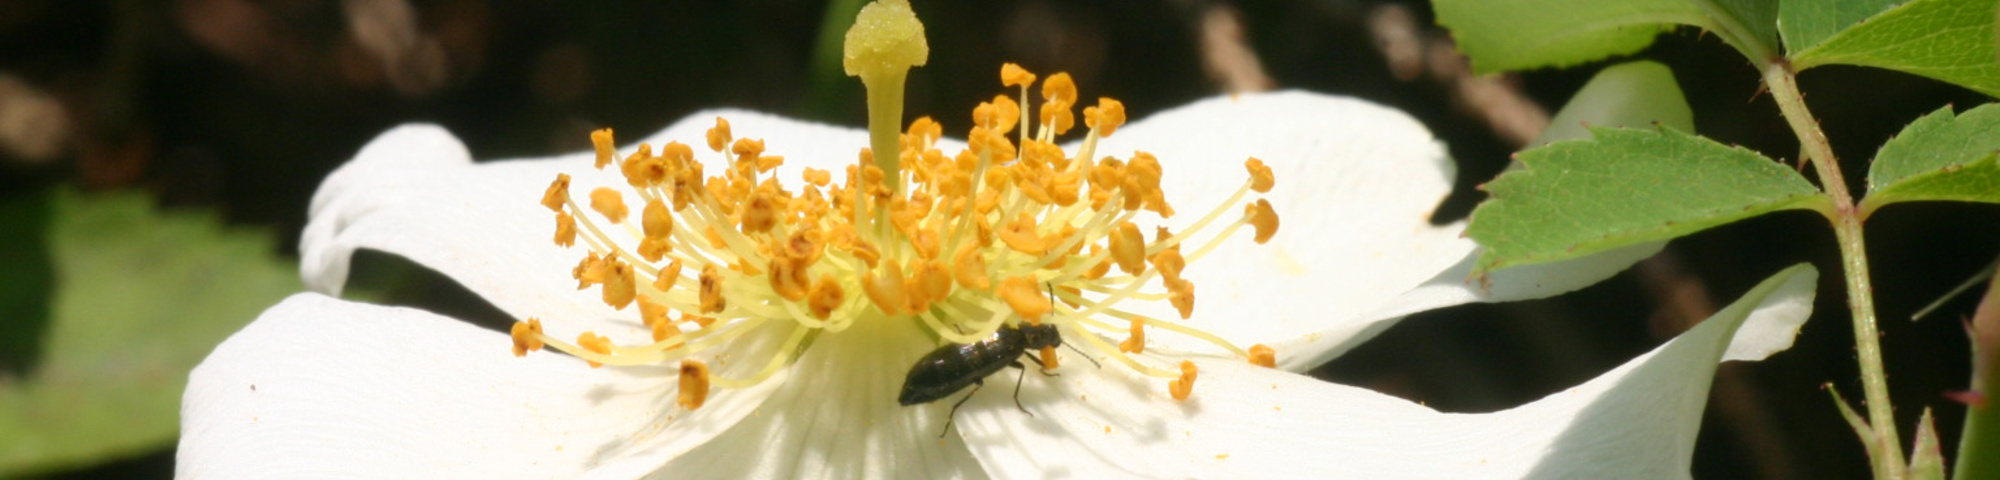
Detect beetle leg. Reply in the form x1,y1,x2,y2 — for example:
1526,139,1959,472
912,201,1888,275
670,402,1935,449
941,379,985,438
1012,363,1033,416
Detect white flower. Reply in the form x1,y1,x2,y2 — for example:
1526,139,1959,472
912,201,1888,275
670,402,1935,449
177,91,1811,479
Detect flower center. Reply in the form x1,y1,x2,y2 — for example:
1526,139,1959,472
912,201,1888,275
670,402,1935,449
510,0,1281,410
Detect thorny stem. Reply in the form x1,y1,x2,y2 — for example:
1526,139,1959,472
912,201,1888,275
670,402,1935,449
1764,61,1906,479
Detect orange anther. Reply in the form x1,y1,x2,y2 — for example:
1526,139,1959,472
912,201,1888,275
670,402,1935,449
1108,222,1146,274
1001,63,1037,88
642,199,674,240
591,128,616,169
577,332,612,368
731,138,765,164
1151,247,1186,285
1084,97,1126,137
509,318,544,357
998,275,1051,323
1169,360,1198,400
1249,344,1277,368
1247,199,1279,244
698,264,726,313
952,244,991,290
541,174,572,212
1168,278,1195,319
990,95,1021,135
589,188,629,223
768,257,811,302
807,274,844,320
654,260,684,292
1041,72,1077,106
620,144,665,187
706,117,731,152
1244,158,1274,193
602,258,637,310
1119,317,1145,354
997,212,1048,254
678,360,711,410
861,262,910,316
637,296,671,328
553,212,577,248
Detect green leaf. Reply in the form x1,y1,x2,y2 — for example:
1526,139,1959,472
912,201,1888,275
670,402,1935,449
1788,0,2000,97
1777,0,1901,54
0,188,300,475
1826,384,1883,462
1435,0,1777,74
1535,60,1695,146
0,192,53,378
1467,127,1829,273
1859,104,2000,215
1910,408,1945,480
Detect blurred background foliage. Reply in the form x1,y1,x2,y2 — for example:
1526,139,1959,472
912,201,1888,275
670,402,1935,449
0,0,1992,477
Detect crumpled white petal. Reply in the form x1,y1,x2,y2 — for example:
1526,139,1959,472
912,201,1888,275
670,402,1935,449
177,293,788,479
955,263,1815,479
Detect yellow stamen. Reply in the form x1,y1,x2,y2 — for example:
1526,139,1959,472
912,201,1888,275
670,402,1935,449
514,3,1288,411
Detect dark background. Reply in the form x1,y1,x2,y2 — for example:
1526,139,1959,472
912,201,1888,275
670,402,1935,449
2,1,1994,478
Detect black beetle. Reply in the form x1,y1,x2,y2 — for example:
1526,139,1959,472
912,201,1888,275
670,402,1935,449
898,323,1062,435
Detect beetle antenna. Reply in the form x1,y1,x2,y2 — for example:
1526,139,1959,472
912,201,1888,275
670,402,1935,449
1064,341,1102,369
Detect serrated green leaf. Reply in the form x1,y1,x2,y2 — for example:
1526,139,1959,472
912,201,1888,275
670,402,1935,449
0,188,300,475
1435,0,1777,74
1535,61,1695,146
1859,104,2000,215
1777,0,1901,54
1910,408,1945,480
1789,0,2000,97
1467,126,1829,273
1710,0,1781,54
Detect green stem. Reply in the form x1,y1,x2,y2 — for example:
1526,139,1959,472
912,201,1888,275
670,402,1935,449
1956,262,2000,479
1764,61,1906,479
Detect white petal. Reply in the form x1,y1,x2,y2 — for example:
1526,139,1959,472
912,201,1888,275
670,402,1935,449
298,113,876,335
957,264,1815,479
1086,92,1466,368
640,317,986,479
177,293,786,478
1088,92,1650,369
